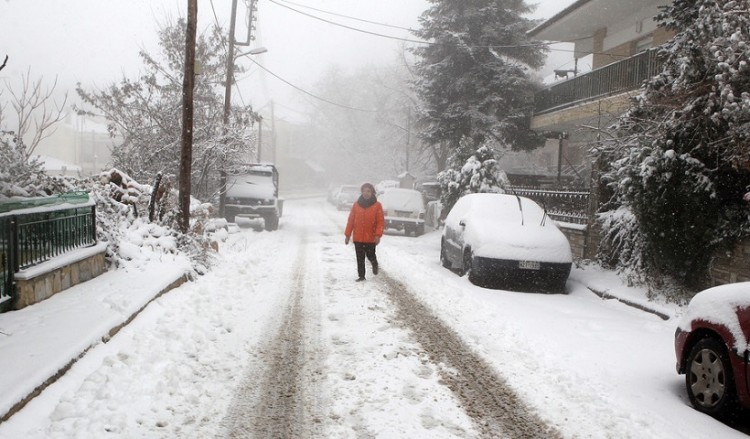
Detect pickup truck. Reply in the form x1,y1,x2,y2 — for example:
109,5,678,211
224,164,283,231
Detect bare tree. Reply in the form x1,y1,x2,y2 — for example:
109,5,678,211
5,68,68,156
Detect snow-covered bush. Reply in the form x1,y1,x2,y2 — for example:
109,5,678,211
0,132,48,199
437,144,508,212
596,0,750,294
0,153,218,274
89,169,216,274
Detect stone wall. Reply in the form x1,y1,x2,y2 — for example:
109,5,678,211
558,223,602,262
14,250,106,310
709,239,750,286
559,222,749,288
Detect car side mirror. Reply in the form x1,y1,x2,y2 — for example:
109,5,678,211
459,219,466,227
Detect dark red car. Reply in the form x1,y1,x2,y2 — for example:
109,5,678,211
675,282,750,418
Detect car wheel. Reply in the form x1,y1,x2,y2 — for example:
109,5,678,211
440,239,451,269
415,225,425,236
461,248,473,279
685,337,738,418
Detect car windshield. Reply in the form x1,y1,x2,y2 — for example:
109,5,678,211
226,174,274,198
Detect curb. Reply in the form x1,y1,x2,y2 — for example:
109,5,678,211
587,287,672,321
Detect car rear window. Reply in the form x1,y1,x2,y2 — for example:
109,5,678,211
380,189,424,210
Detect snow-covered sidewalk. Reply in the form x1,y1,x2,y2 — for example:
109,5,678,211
0,257,191,421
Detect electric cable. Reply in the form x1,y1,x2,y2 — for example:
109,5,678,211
241,55,376,112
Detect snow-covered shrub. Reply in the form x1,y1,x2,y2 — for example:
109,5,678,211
89,169,216,274
438,143,508,212
0,144,218,274
0,132,48,198
596,0,750,294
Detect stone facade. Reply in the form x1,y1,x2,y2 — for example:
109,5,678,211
558,223,602,262
559,222,749,289
709,240,750,286
14,251,106,310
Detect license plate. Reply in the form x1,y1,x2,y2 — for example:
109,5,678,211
519,260,540,270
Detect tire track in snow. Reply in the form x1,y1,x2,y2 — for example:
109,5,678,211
223,217,323,438
381,274,563,439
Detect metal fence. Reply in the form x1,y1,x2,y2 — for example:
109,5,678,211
509,187,591,225
534,49,662,115
0,202,96,310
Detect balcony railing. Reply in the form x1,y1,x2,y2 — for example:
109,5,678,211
534,49,662,115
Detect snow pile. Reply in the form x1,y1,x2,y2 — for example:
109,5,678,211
89,169,218,274
0,150,221,274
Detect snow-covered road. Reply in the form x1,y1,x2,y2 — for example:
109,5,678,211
0,198,748,438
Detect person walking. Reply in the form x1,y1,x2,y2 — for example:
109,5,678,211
344,182,385,281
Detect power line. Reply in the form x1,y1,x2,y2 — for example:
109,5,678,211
266,0,629,57
275,0,415,32
240,55,376,112
267,0,432,45
268,0,552,50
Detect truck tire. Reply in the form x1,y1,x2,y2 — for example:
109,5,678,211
264,214,279,231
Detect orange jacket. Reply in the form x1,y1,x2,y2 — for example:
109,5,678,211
345,200,384,243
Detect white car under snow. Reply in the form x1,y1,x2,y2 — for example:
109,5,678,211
440,192,573,291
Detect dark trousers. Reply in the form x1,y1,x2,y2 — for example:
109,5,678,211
354,242,378,278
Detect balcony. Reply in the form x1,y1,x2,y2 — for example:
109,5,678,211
534,49,662,115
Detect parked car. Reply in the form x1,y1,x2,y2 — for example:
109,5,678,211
674,282,750,419
379,188,426,236
224,164,283,231
334,185,360,210
440,193,572,291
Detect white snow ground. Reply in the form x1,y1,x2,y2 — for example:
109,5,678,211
0,197,746,438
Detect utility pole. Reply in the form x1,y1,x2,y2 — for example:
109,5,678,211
270,100,276,164
219,0,259,217
179,0,197,233
256,115,263,162
405,106,411,172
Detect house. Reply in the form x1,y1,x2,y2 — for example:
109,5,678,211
522,0,749,286
515,0,673,189
505,0,674,259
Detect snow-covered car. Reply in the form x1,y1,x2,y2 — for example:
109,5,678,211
674,282,750,419
335,185,360,210
379,188,426,236
440,193,572,291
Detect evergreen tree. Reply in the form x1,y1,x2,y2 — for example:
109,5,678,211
411,0,547,157
597,0,750,292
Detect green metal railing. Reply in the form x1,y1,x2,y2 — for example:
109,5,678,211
0,193,96,310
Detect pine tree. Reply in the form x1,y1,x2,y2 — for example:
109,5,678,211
411,0,547,154
597,0,750,291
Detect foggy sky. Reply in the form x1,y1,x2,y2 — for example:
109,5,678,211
0,0,576,123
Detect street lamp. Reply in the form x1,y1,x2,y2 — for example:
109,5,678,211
237,47,267,57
